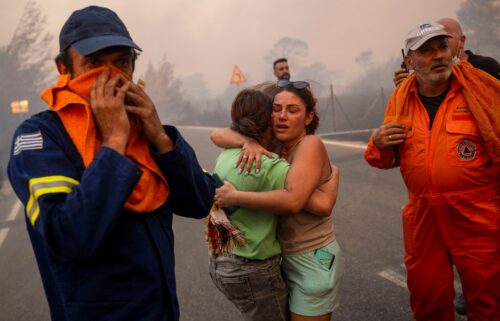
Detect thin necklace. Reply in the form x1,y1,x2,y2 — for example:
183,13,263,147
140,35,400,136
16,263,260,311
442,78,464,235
280,134,306,161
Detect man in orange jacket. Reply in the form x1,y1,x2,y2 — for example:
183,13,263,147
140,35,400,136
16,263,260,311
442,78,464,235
365,22,499,321
393,18,500,86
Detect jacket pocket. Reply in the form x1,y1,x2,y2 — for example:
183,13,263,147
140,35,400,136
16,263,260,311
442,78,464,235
445,120,488,167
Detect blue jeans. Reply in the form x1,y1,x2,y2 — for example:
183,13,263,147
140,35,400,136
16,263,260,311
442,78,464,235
209,254,288,321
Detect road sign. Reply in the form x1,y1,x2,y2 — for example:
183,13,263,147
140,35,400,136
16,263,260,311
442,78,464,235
229,65,246,84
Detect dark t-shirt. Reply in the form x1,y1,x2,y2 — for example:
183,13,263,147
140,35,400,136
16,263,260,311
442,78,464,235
466,50,500,80
418,85,450,128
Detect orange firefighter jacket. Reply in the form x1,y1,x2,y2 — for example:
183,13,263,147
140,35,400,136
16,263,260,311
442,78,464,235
365,63,499,202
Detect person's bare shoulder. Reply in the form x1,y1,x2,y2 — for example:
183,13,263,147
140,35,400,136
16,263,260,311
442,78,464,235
296,135,326,155
301,134,322,144
303,135,325,148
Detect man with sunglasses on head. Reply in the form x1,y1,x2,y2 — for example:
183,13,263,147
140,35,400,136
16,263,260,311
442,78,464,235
273,58,291,80
365,22,499,321
7,6,216,321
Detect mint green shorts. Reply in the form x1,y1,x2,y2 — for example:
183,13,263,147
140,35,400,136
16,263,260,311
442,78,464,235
281,240,344,316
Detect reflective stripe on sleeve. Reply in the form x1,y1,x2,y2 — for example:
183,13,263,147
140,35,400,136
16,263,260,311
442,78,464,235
27,176,80,226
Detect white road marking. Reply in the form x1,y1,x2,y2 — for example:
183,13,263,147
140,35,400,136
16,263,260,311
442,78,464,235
318,128,377,136
378,269,407,289
322,140,367,150
177,125,368,150
0,228,9,249
7,199,22,221
379,266,464,291
0,200,22,248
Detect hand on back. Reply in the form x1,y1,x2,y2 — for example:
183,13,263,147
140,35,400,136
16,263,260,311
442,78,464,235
214,180,238,208
236,139,273,175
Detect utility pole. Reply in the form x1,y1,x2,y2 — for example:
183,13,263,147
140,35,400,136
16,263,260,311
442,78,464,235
329,84,354,130
329,84,336,132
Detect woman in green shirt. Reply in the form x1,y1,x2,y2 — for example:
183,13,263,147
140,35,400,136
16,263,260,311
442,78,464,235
213,80,342,321
209,86,337,321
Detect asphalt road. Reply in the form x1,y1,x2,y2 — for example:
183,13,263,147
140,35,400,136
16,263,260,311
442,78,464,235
0,126,467,321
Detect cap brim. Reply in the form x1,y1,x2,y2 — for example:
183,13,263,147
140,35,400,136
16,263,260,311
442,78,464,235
408,32,449,53
72,35,142,55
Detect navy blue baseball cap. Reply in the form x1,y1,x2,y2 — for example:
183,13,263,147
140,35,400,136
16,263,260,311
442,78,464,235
59,6,141,55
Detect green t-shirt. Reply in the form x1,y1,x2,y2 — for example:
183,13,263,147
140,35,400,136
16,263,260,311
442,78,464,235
214,148,290,260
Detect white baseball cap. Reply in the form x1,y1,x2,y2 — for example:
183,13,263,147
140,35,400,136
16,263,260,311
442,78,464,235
404,22,449,55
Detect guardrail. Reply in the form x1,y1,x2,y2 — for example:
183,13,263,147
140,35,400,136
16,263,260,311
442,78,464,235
318,128,377,137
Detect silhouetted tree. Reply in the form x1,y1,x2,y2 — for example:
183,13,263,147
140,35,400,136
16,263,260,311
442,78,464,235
0,0,53,164
182,73,212,101
142,55,186,124
457,0,500,57
355,50,374,69
349,57,400,92
264,37,337,96
265,37,309,68
295,62,335,97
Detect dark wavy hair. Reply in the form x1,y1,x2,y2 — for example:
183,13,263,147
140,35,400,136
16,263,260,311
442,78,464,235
275,85,319,134
230,89,273,143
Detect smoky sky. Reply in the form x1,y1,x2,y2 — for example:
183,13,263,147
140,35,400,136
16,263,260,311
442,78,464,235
1,0,463,94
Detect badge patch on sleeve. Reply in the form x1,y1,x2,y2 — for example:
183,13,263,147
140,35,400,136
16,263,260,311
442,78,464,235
14,131,43,155
457,140,476,160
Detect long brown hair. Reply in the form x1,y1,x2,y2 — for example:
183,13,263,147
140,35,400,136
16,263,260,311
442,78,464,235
230,89,273,143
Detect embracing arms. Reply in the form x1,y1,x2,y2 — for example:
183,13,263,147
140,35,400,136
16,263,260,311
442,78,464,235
214,135,336,216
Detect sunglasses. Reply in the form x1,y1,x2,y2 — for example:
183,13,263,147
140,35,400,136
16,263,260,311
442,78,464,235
276,79,310,90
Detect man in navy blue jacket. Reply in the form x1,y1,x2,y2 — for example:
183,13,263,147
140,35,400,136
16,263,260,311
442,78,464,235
8,6,215,321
